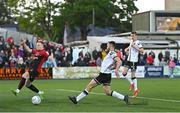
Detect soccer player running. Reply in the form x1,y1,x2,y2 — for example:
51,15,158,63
122,31,144,97
12,39,49,99
68,41,129,104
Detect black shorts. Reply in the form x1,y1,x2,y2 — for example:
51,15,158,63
94,73,111,86
124,61,137,71
29,69,39,82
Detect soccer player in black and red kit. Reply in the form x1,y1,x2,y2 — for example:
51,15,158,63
12,39,49,98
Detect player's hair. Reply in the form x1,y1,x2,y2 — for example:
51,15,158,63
37,40,43,44
108,41,116,48
131,31,137,35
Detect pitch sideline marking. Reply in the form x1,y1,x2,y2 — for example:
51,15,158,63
55,88,180,103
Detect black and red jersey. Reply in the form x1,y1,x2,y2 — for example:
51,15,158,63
31,49,49,72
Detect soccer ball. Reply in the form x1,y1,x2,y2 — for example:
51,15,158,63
32,95,41,105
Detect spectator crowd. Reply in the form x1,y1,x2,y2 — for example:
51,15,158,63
0,36,179,69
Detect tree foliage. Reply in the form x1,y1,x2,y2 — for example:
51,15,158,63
0,0,14,25
8,0,61,41
60,0,138,40
7,0,138,42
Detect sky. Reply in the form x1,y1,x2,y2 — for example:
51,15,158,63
135,0,165,13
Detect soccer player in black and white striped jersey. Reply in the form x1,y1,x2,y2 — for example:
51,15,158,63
68,41,129,105
122,31,144,98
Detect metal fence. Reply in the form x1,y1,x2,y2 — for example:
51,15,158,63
0,27,36,46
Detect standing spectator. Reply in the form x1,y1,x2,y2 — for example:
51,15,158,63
101,49,107,60
84,52,91,66
58,57,67,67
96,56,102,67
17,45,25,58
9,51,17,67
25,39,31,48
146,54,154,65
43,53,58,68
143,52,147,65
168,57,176,78
78,50,83,58
0,50,5,68
165,48,170,62
54,48,62,61
0,53,4,68
92,47,99,60
138,53,146,65
25,56,33,68
0,36,5,51
65,47,73,66
74,55,86,67
158,51,163,62
149,50,155,59
85,51,91,61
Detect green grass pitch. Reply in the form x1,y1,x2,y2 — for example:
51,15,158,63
0,78,180,112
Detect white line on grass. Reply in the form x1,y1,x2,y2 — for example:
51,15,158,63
55,88,180,103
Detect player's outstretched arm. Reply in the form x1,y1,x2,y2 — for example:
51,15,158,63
21,39,32,53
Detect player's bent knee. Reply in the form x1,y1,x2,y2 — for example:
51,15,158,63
86,84,96,92
25,81,32,87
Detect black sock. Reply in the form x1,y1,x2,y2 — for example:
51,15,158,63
131,77,136,80
83,90,89,95
27,84,39,93
18,78,26,90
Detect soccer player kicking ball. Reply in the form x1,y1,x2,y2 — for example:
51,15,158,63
12,39,49,99
122,31,144,97
68,41,129,104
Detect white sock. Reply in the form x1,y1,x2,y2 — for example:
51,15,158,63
133,78,138,90
124,76,133,84
112,91,124,100
16,89,20,93
38,91,44,94
76,90,88,102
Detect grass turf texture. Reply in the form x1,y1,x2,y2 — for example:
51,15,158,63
0,78,180,112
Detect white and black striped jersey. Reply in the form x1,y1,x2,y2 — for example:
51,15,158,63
100,51,117,74
127,40,142,62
